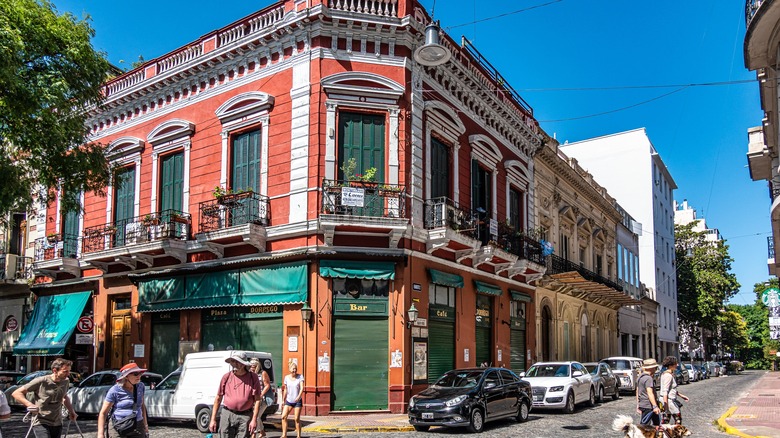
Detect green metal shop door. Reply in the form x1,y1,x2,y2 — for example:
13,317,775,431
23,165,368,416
510,326,526,373
475,326,491,367
151,316,180,377
332,316,387,411
242,317,283,383
201,321,236,351
428,318,454,384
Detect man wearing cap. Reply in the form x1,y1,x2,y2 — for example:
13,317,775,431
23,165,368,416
12,358,77,438
210,353,263,438
636,358,661,427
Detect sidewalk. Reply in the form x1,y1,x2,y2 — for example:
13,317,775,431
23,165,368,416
266,412,413,433
719,371,780,438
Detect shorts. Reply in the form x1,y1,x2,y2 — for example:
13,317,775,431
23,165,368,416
284,400,302,408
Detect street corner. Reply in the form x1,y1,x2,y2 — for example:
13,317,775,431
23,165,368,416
717,406,772,438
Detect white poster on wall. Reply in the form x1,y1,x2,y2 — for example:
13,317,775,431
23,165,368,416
464,348,470,363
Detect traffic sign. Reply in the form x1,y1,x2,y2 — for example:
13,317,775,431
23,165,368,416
76,316,94,334
762,288,780,307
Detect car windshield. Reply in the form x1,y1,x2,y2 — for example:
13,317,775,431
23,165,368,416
525,364,569,378
18,371,51,385
434,371,484,388
603,359,631,370
584,365,599,375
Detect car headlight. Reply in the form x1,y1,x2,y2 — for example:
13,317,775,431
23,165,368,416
549,386,564,392
445,395,468,407
409,397,416,408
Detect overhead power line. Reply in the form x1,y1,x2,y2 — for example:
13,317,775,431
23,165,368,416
445,0,565,30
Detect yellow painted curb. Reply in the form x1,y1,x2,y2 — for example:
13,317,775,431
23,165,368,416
717,406,770,438
303,425,415,433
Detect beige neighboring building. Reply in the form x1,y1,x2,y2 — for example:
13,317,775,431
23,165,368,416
640,284,660,360
533,139,642,363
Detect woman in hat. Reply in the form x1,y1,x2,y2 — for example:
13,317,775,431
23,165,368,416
636,358,661,427
97,363,149,438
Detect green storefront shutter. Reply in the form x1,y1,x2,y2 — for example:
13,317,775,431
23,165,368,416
241,318,283,384
427,319,455,383
161,152,184,212
475,326,491,367
202,321,238,352
510,328,527,373
332,316,388,411
151,314,180,377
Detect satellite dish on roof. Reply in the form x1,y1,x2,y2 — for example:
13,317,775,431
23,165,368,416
414,22,451,67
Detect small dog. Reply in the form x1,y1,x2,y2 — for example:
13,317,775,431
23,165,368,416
612,415,692,438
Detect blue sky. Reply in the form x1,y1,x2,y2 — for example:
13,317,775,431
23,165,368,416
56,1,768,304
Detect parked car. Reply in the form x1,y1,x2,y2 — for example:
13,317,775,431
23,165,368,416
682,364,699,382
601,356,643,393
4,370,82,409
656,366,689,389
583,362,620,402
408,367,531,433
520,361,595,414
68,370,163,414
144,350,278,433
0,371,26,391
693,364,709,380
705,361,725,377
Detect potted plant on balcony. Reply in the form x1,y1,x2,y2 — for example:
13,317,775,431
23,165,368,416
214,185,253,206
169,212,189,224
102,225,117,236
142,214,159,226
378,184,403,197
46,233,59,243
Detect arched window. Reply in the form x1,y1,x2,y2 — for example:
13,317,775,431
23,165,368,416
541,305,552,361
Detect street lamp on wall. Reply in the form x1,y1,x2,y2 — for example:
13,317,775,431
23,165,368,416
301,302,313,329
406,303,418,329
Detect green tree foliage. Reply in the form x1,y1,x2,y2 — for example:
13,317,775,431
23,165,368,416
674,222,740,334
0,0,111,216
726,279,780,369
718,309,749,359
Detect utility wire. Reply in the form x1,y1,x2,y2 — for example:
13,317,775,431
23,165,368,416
517,79,755,92
445,0,564,30
539,86,690,123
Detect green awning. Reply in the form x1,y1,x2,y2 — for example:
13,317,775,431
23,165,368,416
510,290,532,302
319,260,395,280
14,291,91,356
474,280,502,296
429,269,464,288
241,262,308,305
138,263,308,312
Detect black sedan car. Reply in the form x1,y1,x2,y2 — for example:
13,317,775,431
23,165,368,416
408,367,532,433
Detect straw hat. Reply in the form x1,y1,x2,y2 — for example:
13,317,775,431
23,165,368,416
225,352,250,367
117,363,148,381
642,358,659,369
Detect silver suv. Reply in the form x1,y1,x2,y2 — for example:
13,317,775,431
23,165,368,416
600,357,643,393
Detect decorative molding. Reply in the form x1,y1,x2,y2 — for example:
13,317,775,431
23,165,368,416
147,119,195,145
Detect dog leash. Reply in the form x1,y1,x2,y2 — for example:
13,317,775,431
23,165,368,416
22,411,38,438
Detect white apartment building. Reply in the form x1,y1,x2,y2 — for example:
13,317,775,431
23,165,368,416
561,128,679,358
674,199,722,243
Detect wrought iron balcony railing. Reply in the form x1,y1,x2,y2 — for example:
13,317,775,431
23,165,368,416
769,235,775,260
746,0,766,27
82,209,190,253
0,254,33,281
495,222,546,265
423,197,479,240
547,253,623,292
34,234,79,261
322,179,406,219
199,191,270,233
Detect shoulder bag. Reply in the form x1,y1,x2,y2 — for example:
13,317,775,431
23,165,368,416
112,384,138,435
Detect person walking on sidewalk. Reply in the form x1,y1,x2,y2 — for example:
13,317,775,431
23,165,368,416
280,361,303,438
12,358,77,438
248,359,271,438
96,363,150,437
0,389,11,438
636,358,661,427
210,352,262,438
659,356,689,425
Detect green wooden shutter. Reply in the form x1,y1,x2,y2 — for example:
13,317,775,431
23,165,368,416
428,319,455,383
430,138,449,199
114,167,136,246
338,112,385,182
241,318,283,384
509,188,521,231
232,130,261,193
332,316,388,410
510,327,526,373
62,196,80,257
160,152,184,212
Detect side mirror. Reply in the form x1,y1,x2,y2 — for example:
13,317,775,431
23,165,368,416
518,372,526,378
572,371,583,378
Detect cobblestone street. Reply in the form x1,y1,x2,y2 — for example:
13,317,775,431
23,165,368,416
0,371,761,437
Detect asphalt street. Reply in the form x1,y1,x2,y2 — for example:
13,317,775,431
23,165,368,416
0,371,760,437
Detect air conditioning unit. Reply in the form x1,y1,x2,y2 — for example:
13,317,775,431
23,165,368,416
4,254,19,279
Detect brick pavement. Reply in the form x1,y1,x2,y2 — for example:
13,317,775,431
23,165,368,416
279,412,413,433
719,371,780,438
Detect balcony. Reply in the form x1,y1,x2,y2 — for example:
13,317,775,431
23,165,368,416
195,192,270,255
745,0,780,70
769,235,777,276
541,254,641,309
424,197,481,258
320,179,409,247
746,0,767,28
1,254,33,284
81,210,190,272
32,234,81,278
547,254,623,291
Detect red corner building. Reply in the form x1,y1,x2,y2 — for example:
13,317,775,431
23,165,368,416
30,0,545,416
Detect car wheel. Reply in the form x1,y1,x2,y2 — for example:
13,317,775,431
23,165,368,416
563,391,575,414
597,385,605,403
196,406,211,433
413,425,430,432
587,387,596,407
467,407,484,433
612,384,620,400
516,400,530,423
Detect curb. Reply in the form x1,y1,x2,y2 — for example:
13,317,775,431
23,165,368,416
717,406,768,438
303,425,415,433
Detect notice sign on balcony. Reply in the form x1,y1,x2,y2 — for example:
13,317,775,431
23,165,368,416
341,187,365,207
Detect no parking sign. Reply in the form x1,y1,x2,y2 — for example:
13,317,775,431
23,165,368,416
77,316,94,333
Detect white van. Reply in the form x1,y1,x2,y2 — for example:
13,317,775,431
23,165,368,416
145,350,278,432
600,356,643,393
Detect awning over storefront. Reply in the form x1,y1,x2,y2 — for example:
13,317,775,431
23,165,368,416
510,290,532,302
13,291,91,356
474,280,502,296
319,260,395,280
428,269,464,288
138,262,308,312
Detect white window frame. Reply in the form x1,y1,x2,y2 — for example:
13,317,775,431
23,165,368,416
105,137,144,227
147,119,194,214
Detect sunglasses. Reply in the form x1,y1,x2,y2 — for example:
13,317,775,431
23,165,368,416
129,372,143,377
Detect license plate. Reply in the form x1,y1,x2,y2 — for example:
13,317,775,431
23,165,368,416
534,396,543,402
422,412,434,419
